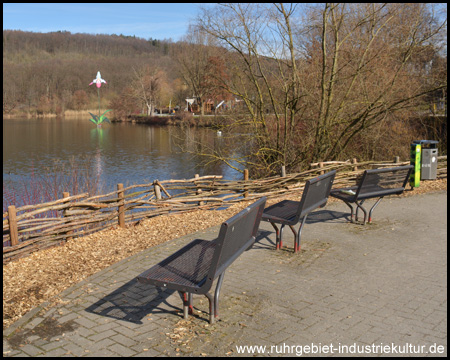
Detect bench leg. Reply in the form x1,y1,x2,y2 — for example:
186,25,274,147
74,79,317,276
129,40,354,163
188,293,193,315
289,225,298,252
343,200,368,225
214,273,225,319
368,197,383,223
181,292,194,319
343,200,356,223
182,292,189,319
270,222,284,250
204,273,225,324
343,197,384,225
355,200,367,225
290,214,308,253
279,225,284,249
205,292,215,324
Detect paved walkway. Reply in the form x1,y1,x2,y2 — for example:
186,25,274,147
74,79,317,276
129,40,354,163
3,191,447,357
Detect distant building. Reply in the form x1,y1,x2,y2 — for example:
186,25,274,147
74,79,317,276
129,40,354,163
185,97,245,113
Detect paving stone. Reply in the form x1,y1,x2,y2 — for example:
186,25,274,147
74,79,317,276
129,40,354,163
110,333,138,347
20,344,44,357
88,329,118,342
90,337,115,349
108,343,137,357
62,342,90,357
43,347,69,357
84,348,117,357
356,330,383,345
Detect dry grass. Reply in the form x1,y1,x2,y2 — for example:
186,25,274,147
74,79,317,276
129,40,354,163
63,109,111,118
3,178,447,330
3,109,110,119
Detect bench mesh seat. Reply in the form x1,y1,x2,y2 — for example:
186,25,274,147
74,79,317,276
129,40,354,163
262,200,298,223
138,240,216,290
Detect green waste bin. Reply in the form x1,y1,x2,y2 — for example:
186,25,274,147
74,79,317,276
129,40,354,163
410,140,439,187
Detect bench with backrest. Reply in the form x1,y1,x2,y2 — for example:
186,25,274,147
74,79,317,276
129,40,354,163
261,170,337,253
330,165,413,225
137,197,266,324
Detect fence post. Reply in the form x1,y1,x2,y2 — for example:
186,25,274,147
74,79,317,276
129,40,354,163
195,174,204,205
394,156,400,164
117,183,125,228
63,192,73,242
8,205,19,246
244,169,249,198
281,166,286,177
154,181,162,200
319,162,324,175
352,158,358,171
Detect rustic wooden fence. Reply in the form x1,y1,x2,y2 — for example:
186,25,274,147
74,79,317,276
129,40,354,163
3,157,447,262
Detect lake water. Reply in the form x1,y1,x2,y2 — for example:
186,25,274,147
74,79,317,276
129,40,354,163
3,117,243,209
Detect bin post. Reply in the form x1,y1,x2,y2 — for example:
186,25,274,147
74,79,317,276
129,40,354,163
410,142,421,188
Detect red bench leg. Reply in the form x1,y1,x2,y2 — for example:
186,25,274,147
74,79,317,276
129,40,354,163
270,222,284,250
290,215,308,253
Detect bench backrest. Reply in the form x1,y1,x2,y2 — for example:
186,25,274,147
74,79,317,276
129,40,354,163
356,165,413,200
207,197,267,284
297,170,337,220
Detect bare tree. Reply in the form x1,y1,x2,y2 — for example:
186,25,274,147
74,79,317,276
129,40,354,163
197,3,308,175
130,65,162,115
174,24,221,115
197,3,447,175
304,3,447,163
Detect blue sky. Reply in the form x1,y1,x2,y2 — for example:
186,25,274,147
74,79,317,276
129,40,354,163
3,3,206,41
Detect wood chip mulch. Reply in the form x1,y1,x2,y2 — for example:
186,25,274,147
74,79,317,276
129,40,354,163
3,178,447,329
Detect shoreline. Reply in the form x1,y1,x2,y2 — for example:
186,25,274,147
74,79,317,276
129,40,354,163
111,113,229,127
3,111,230,127
3,109,111,120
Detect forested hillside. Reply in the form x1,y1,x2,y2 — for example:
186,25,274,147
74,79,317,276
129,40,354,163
3,30,185,115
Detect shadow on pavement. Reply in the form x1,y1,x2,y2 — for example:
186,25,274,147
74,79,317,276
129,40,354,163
304,209,350,224
254,210,349,249
85,278,183,324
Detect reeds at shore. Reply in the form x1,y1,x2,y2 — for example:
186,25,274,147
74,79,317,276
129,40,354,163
3,109,111,119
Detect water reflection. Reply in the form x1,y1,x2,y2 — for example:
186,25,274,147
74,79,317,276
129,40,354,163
3,117,244,207
90,127,106,194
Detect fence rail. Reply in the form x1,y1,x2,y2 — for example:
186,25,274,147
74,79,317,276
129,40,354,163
3,157,447,263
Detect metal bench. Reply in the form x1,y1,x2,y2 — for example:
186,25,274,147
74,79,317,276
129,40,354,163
330,165,413,224
137,197,266,324
261,170,337,253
